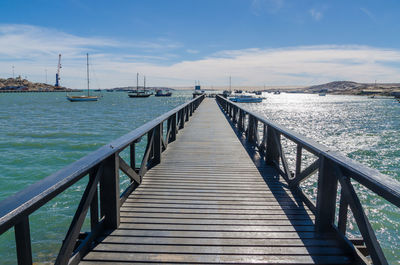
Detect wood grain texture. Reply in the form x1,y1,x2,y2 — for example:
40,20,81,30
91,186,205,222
80,99,353,264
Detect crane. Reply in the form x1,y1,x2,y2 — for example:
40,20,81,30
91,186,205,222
55,54,62,87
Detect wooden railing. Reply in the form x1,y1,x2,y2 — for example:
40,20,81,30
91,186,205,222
0,94,205,265
217,95,400,265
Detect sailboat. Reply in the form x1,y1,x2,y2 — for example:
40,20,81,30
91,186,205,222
66,53,99,102
128,73,152,98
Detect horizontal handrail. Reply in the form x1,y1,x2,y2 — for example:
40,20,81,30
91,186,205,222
0,94,205,264
217,94,399,265
0,95,203,230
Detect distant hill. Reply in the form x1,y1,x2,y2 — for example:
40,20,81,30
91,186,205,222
301,81,400,95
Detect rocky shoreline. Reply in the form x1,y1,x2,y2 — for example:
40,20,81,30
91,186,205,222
0,77,75,92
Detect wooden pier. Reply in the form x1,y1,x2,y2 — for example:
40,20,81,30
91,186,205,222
0,95,399,264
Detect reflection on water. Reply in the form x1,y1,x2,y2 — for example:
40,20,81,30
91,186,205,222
0,92,398,263
241,93,400,263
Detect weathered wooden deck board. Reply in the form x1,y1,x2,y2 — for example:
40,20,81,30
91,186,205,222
80,99,353,264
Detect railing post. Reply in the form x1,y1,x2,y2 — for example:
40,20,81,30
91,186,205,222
338,189,348,235
185,106,189,121
315,156,338,233
15,216,32,265
170,114,177,142
234,107,238,123
100,153,120,230
266,126,280,166
238,110,242,131
130,142,136,171
247,115,253,141
153,125,162,165
90,170,99,230
180,109,185,129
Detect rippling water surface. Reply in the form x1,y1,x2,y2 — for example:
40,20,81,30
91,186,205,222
242,93,400,264
0,92,399,264
0,91,192,264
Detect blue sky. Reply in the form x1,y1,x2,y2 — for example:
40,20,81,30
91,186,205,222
1,0,400,88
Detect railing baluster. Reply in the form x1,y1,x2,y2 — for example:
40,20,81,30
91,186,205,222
171,114,177,142
100,154,120,230
56,164,103,265
153,125,162,165
89,171,99,231
185,106,189,121
130,142,136,171
266,126,280,166
338,188,348,235
259,123,267,154
315,157,338,233
238,110,243,131
295,144,302,178
15,215,32,265
339,175,388,265
179,109,185,129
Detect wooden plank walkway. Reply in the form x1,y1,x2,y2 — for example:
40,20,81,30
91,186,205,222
80,98,353,264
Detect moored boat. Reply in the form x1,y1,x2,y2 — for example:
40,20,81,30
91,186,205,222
67,53,98,102
128,91,152,98
229,94,263,103
155,89,172,97
128,73,152,98
66,95,98,102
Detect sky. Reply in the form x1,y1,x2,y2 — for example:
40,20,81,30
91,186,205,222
1,0,400,89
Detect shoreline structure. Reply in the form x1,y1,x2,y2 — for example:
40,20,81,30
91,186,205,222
1,77,400,97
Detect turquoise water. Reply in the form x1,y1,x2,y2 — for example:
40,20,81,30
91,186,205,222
0,92,399,264
242,93,400,264
0,91,193,264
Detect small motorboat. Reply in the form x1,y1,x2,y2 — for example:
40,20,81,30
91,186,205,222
229,94,263,103
155,89,172,97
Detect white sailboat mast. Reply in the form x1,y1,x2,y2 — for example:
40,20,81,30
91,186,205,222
87,53,90,96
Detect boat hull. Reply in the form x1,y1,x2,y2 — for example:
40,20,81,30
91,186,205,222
66,96,98,102
155,93,172,97
229,97,263,103
128,94,151,98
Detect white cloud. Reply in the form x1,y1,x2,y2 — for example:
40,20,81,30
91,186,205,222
310,9,323,21
0,24,119,59
186,49,199,54
250,0,284,15
360,7,376,22
2,24,400,88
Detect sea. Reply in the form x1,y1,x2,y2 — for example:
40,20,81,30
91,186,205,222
0,91,399,264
